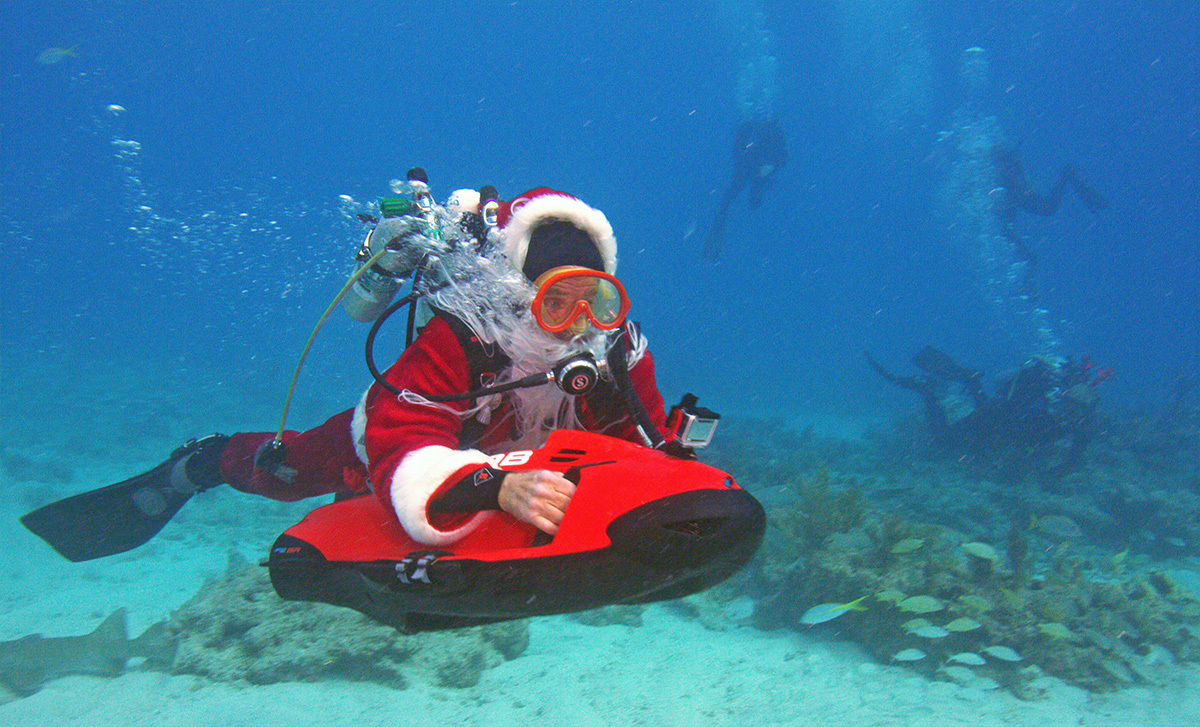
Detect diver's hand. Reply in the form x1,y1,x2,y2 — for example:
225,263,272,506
498,469,576,536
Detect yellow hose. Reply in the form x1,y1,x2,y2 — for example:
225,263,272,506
271,246,392,443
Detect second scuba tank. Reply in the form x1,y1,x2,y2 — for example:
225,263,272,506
343,188,445,323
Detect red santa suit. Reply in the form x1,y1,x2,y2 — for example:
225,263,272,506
356,312,670,546
216,189,672,546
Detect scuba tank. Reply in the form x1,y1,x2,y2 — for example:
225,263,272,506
342,169,444,323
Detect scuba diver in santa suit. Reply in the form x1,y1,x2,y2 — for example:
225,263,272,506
93,181,682,546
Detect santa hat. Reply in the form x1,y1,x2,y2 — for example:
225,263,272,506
493,188,618,279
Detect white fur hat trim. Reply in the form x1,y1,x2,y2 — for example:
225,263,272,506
446,188,481,220
351,390,370,467
501,192,617,275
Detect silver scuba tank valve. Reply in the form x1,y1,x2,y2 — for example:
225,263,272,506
412,182,434,212
354,227,374,262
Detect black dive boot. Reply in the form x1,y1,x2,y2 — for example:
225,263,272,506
21,434,230,562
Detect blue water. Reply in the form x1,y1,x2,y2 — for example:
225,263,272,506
4,1,1197,421
1,1,1199,721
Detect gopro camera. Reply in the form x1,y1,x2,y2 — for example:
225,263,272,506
667,393,720,448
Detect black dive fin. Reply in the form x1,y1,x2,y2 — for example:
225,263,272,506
911,346,978,383
1071,177,1110,213
864,352,933,395
21,454,198,562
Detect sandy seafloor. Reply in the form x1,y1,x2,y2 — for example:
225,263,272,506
4,466,1198,725
1,367,1198,726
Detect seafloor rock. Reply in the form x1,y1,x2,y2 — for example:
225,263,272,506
165,552,528,688
708,410,1200,696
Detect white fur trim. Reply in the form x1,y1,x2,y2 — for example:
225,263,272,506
501,193,618,275
390,445,494,546
351,390,370,467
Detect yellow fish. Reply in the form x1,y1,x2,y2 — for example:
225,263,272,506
890,538,926,555
800,596,868,626
898,595,944,614
1038,622,1076,640
875,589,906,605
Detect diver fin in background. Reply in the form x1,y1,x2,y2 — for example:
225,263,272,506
864,352,934,395
20,437,222,562
704,206,729,262
911,346,980,384
703,226,724,261
1071,177,1110,213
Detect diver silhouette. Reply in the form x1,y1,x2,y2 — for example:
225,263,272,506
991,143,1110,279
866,346,1107,482
705,120,788,261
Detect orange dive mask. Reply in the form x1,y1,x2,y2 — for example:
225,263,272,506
530,266,631,334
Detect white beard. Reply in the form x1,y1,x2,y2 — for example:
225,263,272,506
409,250,614,450
495,321,609,452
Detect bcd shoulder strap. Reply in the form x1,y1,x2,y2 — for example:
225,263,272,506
428,307,511,446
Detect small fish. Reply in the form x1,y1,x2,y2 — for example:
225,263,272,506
892,648,926,662
890,538,926,555
1111,549,1129,572
875,589,906,605
945,617,983,632
1038,622,1076,640
940,665,977,685
910,625,950,639
948,652,987,666
957,594,994,612
799,596,867,626
898,595,944,614
982,645,1022,662
901,618,932,632
36,45,79,65
962,542,1000,561
1032,515,1083,539
998,586,1022,606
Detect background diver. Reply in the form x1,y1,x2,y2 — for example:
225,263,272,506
704,119,787,261
866,346,1110,482
991,142,1110,291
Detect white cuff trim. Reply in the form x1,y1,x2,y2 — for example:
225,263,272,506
390,445,493,546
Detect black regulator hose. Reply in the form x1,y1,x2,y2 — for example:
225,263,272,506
606,325,666,449
405,261,427,348
364,292,420,397
364,273,450,396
